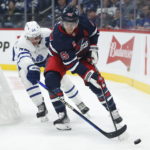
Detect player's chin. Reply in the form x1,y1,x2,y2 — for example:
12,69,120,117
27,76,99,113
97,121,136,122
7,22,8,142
66,29,75,34
32,42,39,46
67,31,73,34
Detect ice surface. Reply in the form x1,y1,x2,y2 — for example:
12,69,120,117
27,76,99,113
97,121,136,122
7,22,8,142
0,71,150,150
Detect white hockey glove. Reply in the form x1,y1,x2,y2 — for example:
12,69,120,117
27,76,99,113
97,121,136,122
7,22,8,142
84,70,101,89
27,65,40,85
87,45,99,64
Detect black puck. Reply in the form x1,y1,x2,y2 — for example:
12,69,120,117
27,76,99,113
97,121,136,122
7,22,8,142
134,139,141,145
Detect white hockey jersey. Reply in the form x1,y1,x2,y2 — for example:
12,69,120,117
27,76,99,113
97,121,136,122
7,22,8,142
13,28,51,70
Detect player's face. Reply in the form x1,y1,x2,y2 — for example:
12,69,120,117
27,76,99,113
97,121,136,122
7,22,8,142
63,21,78,34
28,35,42,46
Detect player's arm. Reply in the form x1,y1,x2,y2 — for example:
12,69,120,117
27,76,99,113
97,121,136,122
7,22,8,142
60,48,102,89
80,15,99,45
61,49,89,76
49,41,88,77
83,17,99,65
15,47,33,69
14,46,40,85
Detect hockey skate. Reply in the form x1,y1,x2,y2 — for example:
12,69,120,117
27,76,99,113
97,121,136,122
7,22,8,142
53,112,71,130
111,109,123,124
76,102,89,114
111,110,128,140
36,102,48,122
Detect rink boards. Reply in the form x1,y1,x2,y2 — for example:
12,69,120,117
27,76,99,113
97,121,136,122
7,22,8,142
0,28,150,94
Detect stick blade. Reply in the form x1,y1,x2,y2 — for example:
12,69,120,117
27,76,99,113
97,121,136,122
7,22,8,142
105,124,127,139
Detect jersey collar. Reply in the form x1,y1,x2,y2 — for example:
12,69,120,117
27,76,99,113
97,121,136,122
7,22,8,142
58,24,79,37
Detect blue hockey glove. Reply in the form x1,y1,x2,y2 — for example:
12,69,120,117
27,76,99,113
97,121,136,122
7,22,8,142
27,65,40,85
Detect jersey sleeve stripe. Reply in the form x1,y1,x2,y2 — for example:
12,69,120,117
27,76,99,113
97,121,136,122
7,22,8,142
49,43,58,54
90,27,98,37
17,56,31,64
19,48,30,52
63,56,78,65
69,61,79,72
18,52,31,58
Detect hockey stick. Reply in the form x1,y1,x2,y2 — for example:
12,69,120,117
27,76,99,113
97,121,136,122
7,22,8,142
38,80,127,139
94,65,122,134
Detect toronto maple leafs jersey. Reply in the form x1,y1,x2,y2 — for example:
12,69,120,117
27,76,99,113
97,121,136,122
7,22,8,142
13,28,51,70
49,15,99,76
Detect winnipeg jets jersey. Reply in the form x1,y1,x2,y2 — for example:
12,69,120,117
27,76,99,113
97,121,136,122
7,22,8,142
13,28,51,70
49,16,99,76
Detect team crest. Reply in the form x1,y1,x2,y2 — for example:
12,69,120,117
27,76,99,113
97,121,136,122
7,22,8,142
60,51,69,60
36,55,44,62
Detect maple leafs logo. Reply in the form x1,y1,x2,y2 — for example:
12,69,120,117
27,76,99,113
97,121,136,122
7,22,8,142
107,36,135,70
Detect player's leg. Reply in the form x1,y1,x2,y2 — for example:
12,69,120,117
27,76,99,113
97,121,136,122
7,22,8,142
19,68,48,122
45,71,71,130
61,75,89,114
87,81,122,124
81,61,123,124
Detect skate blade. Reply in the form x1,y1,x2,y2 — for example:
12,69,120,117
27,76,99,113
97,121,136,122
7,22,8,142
55,123,71,131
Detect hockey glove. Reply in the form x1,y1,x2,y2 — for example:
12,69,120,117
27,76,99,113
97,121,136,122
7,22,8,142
86,45,99,64
84,70,105,89
27,65,40,85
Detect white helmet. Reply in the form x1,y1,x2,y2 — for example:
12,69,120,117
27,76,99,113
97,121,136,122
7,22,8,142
24,21,41,38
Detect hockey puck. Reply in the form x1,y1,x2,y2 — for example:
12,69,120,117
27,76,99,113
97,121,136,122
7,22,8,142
134,139,141,145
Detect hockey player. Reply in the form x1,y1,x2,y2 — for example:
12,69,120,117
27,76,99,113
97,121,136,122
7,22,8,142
12,21,89,124
44,5,123,130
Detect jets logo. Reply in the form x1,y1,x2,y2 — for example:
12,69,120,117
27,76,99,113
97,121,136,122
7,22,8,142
60,51,69,60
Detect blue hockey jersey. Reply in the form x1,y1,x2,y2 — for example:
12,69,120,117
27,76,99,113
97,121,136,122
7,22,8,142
49,15,99,76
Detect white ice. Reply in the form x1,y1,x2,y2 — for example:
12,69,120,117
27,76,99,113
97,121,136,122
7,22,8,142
0,70,150,150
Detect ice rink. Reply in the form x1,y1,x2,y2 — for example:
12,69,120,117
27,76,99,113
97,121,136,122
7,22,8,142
0,70,150,150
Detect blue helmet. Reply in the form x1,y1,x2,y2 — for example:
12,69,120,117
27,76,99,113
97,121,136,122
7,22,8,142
62,5,79,23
